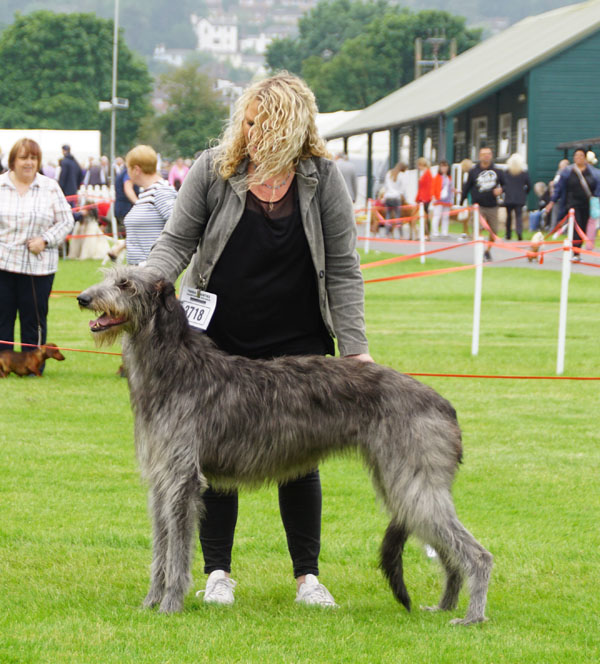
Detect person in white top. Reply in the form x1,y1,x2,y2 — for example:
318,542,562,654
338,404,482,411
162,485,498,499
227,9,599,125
383,162,408,234
0,137,73,351
123,145,177,266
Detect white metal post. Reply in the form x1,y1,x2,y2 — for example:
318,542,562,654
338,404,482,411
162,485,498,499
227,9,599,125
109,0,120,241
556,208,575,375
364,199,372,254
471,204,483,356
419,202,426,264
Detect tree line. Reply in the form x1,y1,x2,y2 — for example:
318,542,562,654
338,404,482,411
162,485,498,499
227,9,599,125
0,2,487,157
266,0,481,111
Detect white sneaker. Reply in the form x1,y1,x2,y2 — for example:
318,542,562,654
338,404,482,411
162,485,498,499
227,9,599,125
295,574,338,608
196,570,236,605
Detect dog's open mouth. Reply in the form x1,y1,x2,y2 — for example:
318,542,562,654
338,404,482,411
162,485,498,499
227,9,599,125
89,313,127,332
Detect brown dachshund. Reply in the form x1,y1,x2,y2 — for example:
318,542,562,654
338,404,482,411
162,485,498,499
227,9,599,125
0,343,66,377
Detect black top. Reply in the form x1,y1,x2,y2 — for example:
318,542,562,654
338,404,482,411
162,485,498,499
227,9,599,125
502,171,531,206
566,167,596,209
58,153,83,197
206,178,333,359
461,163,505,208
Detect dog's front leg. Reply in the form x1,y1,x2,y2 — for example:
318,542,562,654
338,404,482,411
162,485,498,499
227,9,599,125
159,475,200,614
143,484,169,608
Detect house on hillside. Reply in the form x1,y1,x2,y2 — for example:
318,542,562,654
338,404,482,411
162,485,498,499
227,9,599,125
324,0,600,198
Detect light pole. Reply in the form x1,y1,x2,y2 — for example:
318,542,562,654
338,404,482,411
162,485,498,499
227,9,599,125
99,0,128,240
110,0,120,193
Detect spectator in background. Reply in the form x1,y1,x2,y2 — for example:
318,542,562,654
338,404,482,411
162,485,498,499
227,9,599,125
0,138,73,353
123,145,177,265
107,158,140,261
461,147,504,260
83,157,106,186
0,146,7,173
546,147,600,261
100,156,110,183
550,158,570,226
503,153,531,241
113,156,125,179
415,157,433,236
168,157,189,191
431,160,453,237
58,144,83,219
41,161,57,179
382,161,408,234
334,152,357,202
528,181,551,232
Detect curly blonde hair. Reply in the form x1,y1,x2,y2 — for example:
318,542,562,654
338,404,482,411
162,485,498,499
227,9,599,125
213,72,330,187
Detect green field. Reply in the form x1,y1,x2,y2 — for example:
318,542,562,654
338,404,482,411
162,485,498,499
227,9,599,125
1,255,598,663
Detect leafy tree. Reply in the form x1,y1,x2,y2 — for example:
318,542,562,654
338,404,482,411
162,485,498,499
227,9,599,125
267,0,392,73
0,11,152,154
268,1,482,111
138,64,228,158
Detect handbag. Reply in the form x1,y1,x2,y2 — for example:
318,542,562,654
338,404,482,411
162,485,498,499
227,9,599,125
573,165,599,219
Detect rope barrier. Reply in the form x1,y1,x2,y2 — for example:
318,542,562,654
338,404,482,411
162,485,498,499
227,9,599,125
2,340,598,380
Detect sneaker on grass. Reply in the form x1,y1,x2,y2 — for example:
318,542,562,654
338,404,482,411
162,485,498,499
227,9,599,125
196,570,236,605
295,574,338,608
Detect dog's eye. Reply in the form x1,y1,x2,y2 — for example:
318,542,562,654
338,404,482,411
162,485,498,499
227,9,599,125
116,278,131,290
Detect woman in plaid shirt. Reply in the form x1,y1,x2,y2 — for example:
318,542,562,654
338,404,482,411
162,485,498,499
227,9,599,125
0,138,74,352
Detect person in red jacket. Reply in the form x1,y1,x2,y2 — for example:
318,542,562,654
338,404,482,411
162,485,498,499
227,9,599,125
416,157,432,236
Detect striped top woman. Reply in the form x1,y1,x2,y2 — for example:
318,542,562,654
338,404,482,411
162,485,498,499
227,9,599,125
124,145,177,265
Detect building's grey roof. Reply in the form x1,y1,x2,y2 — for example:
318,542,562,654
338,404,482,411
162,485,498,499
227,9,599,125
325,0,600,139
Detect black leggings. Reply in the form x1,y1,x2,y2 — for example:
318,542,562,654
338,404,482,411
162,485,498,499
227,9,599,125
199,339,328,579
200,470,322,578
504,204,523,240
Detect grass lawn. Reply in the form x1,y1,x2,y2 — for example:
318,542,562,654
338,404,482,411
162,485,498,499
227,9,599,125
1,255,598,663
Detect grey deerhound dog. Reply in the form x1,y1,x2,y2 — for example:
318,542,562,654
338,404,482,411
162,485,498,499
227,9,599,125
77,267,492,624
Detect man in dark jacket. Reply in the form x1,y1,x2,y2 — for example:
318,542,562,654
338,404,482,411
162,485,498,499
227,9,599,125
58,144,84,221
461,147,505,260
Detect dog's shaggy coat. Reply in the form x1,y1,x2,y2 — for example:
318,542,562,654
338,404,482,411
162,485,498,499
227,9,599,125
77,267,492,624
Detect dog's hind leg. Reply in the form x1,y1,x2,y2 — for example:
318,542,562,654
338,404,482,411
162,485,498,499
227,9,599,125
143,484,169,608
380,521,411,611
422,547,463,613
415,499,492,625
159,475,201,614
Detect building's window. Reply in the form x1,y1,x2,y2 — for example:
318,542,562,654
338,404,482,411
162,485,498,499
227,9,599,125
399,133,410,164
423,128,433,162
517,118,527,162
498,113,512,158
470,116,488,160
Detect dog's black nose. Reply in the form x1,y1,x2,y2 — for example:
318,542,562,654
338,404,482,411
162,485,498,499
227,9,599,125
77,293,92,307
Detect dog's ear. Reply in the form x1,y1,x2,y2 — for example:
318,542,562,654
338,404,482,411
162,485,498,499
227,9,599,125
154,280,176,312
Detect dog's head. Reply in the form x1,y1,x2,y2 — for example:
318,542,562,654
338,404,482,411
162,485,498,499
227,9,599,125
42,343,66,361
77,266,178,346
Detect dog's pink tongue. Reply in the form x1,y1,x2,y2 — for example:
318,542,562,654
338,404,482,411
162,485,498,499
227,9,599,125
89,314,113,329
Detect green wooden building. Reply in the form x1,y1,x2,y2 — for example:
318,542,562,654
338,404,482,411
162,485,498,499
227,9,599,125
324,0,600,198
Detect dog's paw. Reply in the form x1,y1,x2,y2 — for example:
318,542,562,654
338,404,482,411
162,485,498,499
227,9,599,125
421,605,443,613
450,615,488,626
142,588,164,609
158,593,184,614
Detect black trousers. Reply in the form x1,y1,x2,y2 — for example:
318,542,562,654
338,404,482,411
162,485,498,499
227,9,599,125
572,205,590,249
0,270,54,350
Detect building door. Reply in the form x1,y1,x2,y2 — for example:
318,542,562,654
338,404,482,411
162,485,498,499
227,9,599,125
470,116,488,160
517,118,527,162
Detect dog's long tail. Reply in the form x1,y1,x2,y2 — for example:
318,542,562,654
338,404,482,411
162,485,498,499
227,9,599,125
380,521,411,611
